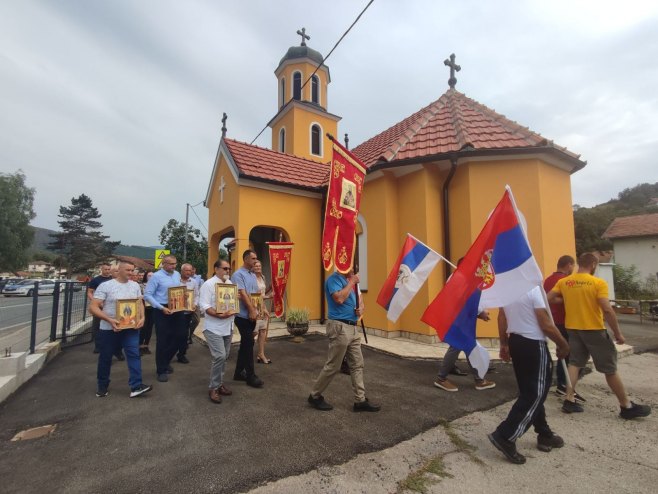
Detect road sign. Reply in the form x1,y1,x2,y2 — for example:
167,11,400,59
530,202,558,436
154,249,170,269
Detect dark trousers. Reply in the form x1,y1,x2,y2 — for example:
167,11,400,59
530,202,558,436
555,324,569,387
139,307,154,346
177,313,192,357
495,334,552,442
93,316,122,357
153,309,185,375
96,329,142,390
234,316,256,379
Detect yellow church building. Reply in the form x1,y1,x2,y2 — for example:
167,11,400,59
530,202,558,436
204,36,585,340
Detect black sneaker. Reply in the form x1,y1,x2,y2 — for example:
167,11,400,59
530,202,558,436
619,402,651,420
96,388,109,398
157,373,168,383
246,376,264,388
488,431,526,464
308,394,333,411
353,398,381,412
449,366,468,376
555,384,567,396
562,399,584,414
177,355,190,364
537,433,564,452
574,391,587,404
129,384,153,398
166,365,174,374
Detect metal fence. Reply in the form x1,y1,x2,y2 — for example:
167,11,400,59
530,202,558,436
0,280,91,356
611,299,658,324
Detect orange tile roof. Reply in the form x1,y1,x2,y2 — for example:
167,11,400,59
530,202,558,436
602,213,658,239
352,89,582,168
224,138,330,190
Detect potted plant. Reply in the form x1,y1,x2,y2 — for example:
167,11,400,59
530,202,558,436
286,307,310,342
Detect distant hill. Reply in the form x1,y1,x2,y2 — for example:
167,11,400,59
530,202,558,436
31,226,58,251
114,244,157,260
29,226,157,261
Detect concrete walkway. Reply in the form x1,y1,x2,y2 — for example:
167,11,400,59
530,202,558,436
250,352,658,493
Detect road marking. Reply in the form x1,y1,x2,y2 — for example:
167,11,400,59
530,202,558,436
1,300,55,309
0,316,53,332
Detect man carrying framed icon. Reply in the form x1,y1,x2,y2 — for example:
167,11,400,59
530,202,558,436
200,259,237,403
89,260,152,399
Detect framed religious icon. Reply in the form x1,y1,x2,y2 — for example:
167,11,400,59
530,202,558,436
250,292,263,318
116,298,139,330
168,286,187,313
215,283,239,314
185,289,195,311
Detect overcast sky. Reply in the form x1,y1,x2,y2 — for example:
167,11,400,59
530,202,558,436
1,0,657,246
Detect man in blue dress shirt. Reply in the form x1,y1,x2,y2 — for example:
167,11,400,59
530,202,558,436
144,255,183,383
231,249,263,388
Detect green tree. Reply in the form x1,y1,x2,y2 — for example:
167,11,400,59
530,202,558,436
0,171,36,271
613,264,643,300
158,219,208,276
49,194,120,274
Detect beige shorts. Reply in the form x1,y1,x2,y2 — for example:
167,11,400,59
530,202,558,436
566,329,617,374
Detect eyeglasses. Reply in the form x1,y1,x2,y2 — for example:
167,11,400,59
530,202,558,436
221,267,230,270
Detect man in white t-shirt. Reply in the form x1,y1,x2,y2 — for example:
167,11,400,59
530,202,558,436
199,259,236,404
89,261,152,399
488,286,569,465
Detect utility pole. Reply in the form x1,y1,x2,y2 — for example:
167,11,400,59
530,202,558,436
183,203,189,262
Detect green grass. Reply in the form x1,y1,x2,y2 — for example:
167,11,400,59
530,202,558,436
397,419,482,493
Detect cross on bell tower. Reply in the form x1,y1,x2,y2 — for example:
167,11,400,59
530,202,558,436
443,53,461,89
296,27,310,46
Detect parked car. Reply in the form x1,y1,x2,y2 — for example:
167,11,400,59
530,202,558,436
3,279,38,297
2,279,61,297
0,278,22,291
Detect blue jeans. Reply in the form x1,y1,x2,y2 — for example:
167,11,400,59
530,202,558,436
204,330,232,389
96,329,142,390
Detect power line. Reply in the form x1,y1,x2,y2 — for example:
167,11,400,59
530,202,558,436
250,0,375,145
189,204,208,235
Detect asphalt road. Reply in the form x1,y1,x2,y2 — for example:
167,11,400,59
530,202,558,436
0,290,88,352
0,335,520,494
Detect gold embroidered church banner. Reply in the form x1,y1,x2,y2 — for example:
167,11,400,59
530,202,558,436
321,140,366,273
266,242,294,318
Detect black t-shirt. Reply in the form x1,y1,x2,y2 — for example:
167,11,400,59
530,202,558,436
89,275,112,291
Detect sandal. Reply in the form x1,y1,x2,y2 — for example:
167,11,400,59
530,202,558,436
257,356,272,364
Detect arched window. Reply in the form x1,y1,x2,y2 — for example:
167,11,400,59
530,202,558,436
279,77,286,107
293,72,302,100
311,124,321,156
279,128,286,153
311,75,319,104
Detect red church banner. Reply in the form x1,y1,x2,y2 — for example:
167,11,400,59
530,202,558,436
266,242,294,318
322,140,367,273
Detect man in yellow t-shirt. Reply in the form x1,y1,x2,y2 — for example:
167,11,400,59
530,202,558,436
548,253,650,420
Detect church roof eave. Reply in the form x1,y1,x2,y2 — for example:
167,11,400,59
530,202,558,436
366,146,587,175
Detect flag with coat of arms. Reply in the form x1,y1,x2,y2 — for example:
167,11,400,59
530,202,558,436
421,186,543,378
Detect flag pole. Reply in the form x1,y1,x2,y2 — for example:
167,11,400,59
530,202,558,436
409,234,458,269
507,185,573,390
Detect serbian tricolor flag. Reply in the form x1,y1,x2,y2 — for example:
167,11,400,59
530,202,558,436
321,139,367,273
421,186,543,378
377,234,443,322
267,242,293,318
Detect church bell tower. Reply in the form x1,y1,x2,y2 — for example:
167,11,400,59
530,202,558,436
269,28,341,163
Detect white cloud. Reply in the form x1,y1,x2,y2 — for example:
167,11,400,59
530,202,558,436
1,0,657,244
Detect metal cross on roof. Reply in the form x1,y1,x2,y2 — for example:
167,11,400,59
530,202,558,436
297,27,310,46
443,53,461,89
221,112,227,138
